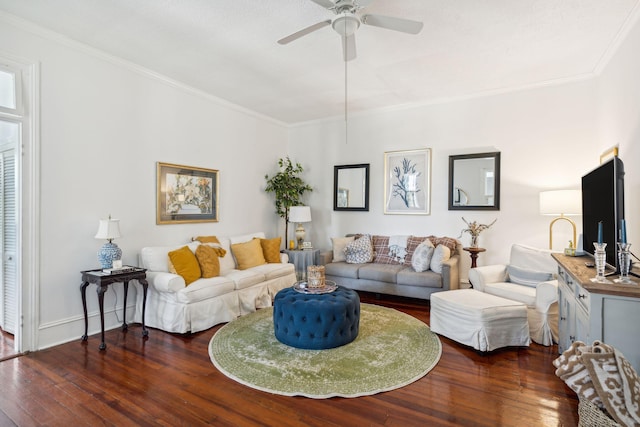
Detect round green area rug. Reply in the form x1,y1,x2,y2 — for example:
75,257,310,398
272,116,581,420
209,303,441,399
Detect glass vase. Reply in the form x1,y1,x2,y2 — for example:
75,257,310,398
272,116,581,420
470,234,479,248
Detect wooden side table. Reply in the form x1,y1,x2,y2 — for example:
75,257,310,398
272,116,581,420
463,247,486,269
80,267,148,350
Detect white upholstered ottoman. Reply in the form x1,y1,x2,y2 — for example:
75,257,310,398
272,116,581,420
430,289,530,352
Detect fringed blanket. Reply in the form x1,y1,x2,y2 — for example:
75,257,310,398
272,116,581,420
388,235,409,263
554,341,640,427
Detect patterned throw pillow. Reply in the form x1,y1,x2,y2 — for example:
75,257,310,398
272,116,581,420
345,235,374,264
403,236,428,266
411,239,435,272
260,237,282,263
430,244,451,274
372,235,400,264
429,236,458,254
195,244,221,278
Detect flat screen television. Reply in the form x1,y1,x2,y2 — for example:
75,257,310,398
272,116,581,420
581,157,625,272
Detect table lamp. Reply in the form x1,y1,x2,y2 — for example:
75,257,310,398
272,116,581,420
288,206,311,249
539,190,581,250
95,215,122,268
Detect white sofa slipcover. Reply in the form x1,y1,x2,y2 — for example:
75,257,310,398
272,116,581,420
133,232,296,333
467,244,559,346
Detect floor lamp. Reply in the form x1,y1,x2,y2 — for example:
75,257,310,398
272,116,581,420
539,190,582,250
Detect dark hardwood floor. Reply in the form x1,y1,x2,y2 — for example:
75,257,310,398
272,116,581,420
0,292,578,426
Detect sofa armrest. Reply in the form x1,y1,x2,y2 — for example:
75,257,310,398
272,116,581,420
441,254,460,290
468,265,508,292
319,251,333,265
279,252,289,263
146,271,185,293
535,279,559,312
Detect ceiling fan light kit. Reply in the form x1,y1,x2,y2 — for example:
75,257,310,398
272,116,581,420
278,0,424,61
332,13,360,37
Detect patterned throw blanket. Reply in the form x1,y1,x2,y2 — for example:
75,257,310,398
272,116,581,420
553,341,640,426
388,235,409,263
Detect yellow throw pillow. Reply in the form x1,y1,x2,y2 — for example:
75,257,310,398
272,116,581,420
260,237,282,263
168,246,201,285
195,244,220,278
232,239,267,270
168,256,177,274
194,235,220,244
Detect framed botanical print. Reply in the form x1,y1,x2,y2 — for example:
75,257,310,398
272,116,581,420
156,162,219,224
383,148,431,215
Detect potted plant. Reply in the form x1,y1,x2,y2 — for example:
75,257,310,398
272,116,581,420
264,157,313,248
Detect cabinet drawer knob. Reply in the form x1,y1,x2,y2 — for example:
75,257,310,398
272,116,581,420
560,316,566,321
578,294,586,299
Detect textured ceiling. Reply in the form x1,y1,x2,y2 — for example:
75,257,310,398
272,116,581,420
1,0,639,124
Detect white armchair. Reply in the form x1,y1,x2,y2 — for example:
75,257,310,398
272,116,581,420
468,244,559,346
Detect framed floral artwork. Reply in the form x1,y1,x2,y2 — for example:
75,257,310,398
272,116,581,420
156,162,219,224
383,148,431,215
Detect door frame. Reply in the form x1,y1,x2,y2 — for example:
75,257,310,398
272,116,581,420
0,55,40,353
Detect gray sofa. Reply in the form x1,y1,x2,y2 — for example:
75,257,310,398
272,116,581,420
321,235,461,300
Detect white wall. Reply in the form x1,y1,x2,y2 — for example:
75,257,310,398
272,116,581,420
1,19,289,349
289,79,599,274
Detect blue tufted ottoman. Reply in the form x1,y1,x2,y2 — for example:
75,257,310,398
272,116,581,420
273,285,360,350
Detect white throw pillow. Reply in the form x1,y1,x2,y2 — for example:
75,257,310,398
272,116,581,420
430,244,451,274
345,235,374,264
411,239,435,272
332,236,355,262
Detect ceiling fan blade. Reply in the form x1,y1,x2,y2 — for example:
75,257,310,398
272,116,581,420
342,34,357,62
355,0,375,7
309,0,336,9
361,14,424,34
277,20,331,45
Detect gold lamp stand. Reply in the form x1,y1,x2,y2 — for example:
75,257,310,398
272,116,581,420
548,214,577,251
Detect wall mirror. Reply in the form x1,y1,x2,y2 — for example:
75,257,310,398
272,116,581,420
448,152,500,210
334,164,370,211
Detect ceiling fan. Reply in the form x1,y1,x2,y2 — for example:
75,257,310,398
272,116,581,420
277,0,424,61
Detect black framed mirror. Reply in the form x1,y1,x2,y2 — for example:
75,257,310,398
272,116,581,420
448,152,500,210
334,164,370,211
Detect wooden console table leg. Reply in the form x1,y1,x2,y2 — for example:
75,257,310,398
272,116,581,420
80,281,89,341
140,278,149,338
97,285,108,350
122,280,129,331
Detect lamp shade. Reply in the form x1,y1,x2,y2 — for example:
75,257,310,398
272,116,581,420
289,206,311,223
95,218,121,241
539,190,582,216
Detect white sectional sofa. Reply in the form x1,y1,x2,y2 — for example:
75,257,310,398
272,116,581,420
133,232,296,334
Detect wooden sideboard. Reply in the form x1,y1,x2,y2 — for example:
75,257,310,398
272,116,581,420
552,253,640,371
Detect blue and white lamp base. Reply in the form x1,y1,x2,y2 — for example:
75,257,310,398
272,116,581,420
98,242,122,269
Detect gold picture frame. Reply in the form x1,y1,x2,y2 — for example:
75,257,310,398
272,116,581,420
600,146,619,164
156,162,219,224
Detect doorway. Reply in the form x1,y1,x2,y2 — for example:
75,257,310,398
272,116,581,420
0,67,20,359
0,57,38,357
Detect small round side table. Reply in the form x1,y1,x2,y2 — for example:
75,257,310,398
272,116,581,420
463,247,486,269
